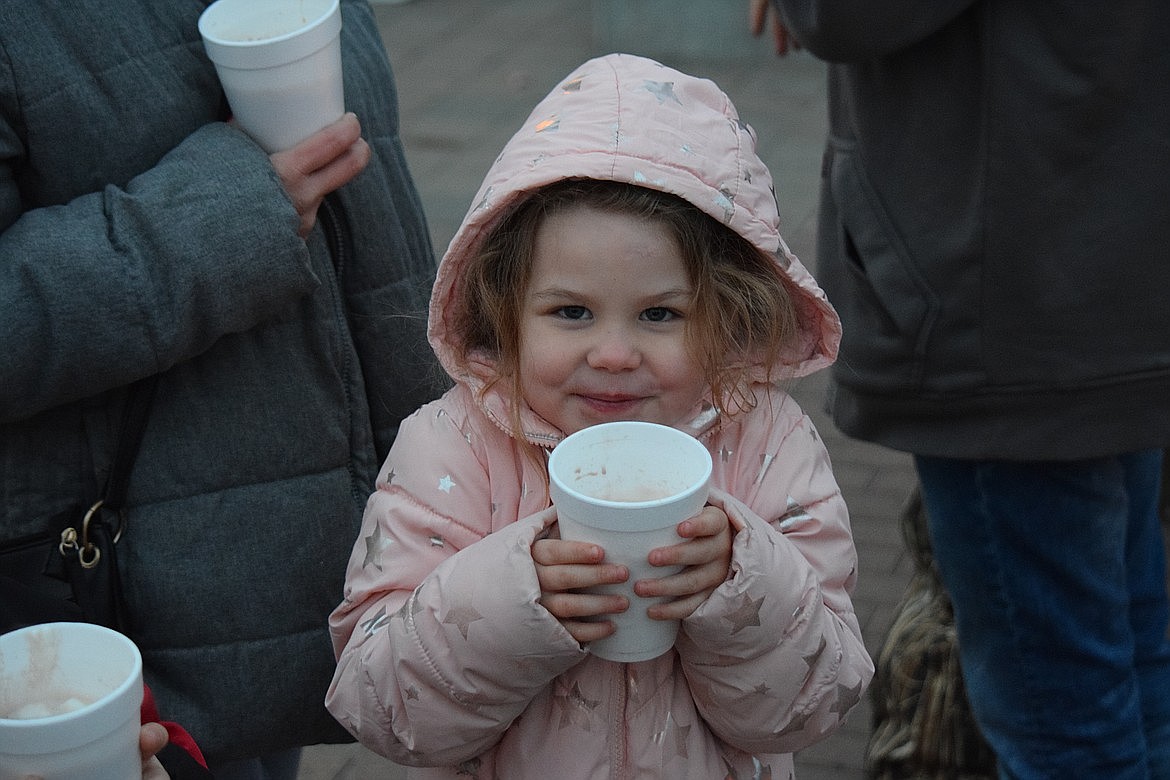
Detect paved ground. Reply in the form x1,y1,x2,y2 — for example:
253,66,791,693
300,1,920,776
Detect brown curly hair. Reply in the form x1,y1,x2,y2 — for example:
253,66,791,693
450,179,801,432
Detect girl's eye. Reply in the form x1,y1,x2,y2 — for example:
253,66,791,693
641,307,679,323
555,305,591,321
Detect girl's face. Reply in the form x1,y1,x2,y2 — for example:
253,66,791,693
518,205,708,436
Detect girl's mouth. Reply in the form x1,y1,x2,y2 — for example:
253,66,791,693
576,394,644,415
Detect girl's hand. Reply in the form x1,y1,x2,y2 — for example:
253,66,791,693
635,505,733,620
533,536,629,645
268,112,371,237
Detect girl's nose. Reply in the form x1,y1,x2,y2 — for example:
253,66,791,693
587,329,642,371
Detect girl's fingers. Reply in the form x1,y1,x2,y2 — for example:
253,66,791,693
634,559,723,599
539,591,627,620
647,591,708,621
563,619,616,645
532,538,605,567
536,562,628,593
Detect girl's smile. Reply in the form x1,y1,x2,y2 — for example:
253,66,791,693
518,205,708,436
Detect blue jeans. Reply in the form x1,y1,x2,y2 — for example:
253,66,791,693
916,451,1170,780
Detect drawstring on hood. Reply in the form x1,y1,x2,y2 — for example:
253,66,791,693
427,53,841,444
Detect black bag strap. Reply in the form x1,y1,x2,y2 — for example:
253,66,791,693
67,375,159,563
35,375,160,630
102,374,159,512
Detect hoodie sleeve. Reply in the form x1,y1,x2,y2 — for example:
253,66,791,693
676,392,873,755
327,396,586,765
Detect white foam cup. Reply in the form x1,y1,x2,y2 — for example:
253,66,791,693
548,421,713,662
0,622,143,780
199,0,345,152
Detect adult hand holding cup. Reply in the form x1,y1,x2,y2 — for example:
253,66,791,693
199,0,345,153
548,421,712,662
0,622,143,780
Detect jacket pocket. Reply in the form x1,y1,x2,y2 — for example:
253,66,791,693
821,140,939,391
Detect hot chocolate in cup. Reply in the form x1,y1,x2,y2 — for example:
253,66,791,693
548,420,713,662
199,0,345,152
0,622,143,780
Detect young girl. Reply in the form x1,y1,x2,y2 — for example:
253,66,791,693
327,53,872,779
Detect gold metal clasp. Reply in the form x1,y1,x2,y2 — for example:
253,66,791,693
59,526,79,556
58,500,126,569
77,500,105,569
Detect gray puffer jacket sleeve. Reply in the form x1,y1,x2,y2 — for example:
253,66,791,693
0,121,312,423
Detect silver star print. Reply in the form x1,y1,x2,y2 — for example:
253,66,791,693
724,592,765,635
802,635,827,674
831,679,864,716
554,681,601,731
363,525,392,570
535,115,560,133
643,80,682,105
652,712,691,760
473,186,494,212
442,602,483,640
394,590,424,624
626,670,645,707
777,497,813,530
775,707,813,738
755,452,776,484
429,535,445,548
720,445,734,463
714,189,735,222
438,474,456,493
561,76,584,93
405,685,420,701
360,607,390,637
744,756,775,780
633,170,667,189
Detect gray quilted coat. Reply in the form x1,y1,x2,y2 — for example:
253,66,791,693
0,0,440,762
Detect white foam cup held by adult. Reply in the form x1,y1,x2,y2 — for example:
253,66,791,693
198,0,344,152
548,421,713,662
0,622,143,780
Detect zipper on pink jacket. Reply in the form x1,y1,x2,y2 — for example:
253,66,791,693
610,664,629,780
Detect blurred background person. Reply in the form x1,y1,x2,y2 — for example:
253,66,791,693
754,1,1170,777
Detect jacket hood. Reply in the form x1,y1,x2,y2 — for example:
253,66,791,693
428,53,840,442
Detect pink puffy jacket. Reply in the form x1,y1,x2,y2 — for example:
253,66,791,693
327,53,873,779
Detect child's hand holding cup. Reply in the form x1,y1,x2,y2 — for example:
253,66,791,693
548,421,713,662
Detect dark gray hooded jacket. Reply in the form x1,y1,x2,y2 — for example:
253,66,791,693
0,0,440,762
775,0,1170,459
